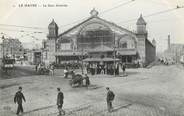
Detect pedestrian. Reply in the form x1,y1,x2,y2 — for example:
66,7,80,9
122,63,126,75
57,88,65,116
84,74,90,88
106,87,115,112
50,64,54,76
64,67,68,78
14,86,26,115
35,64,38,72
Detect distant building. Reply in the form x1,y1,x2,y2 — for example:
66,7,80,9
43,9,156,67
164,35,184,62
152,38,156,47
27,49,42,65
0,43,3,59
169,44,184,62
2,37,24,59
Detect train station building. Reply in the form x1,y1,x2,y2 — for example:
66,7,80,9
42,9,156,67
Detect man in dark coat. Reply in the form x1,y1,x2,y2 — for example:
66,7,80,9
122,63,126,75
57,88,65,116
14,86,26,115
106,87,115,112
84,74,90,88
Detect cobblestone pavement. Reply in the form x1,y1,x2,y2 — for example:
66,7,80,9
1,101,176,116
1,64,184,116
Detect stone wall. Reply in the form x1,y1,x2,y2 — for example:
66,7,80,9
136,34,146,65
47,39,56,63
145,39,156,65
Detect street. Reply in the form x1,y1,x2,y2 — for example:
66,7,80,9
0,64,184,116
0,65,37,79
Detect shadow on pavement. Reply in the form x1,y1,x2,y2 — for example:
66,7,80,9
112,103,132,112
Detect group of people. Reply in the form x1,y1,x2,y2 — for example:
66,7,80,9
158,57,175,65
35,63,55,75
14,86,115,115
86,63,120,75
54,62,81,69
64,68,90,87
14,86,65,116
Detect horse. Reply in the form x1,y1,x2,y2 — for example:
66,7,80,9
69,71,84,87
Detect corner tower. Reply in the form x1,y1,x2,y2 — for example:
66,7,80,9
47,19,58,63
136,14,147,34
48,19,58,38
136,14,148,66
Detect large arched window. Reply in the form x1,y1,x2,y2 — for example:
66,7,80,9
119,42,127,48
77,22,113,49
118,35,136,49
59,38,72,50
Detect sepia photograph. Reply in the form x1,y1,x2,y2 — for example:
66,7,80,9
0,0,184,116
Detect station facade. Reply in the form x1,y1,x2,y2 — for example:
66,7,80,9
43,9,156,67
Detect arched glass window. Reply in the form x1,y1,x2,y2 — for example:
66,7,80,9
119,42,127,48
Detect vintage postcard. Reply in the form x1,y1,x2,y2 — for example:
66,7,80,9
0,0,184,116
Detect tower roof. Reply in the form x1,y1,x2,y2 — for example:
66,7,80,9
136,14,147,25
48,19,58,29
152,38,156,42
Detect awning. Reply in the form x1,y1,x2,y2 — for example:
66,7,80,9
88,45,113,52
117,49,137,56
55,51,86,56
83,58,120,62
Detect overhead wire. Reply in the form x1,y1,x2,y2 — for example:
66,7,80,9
0,24,46,30
0,0,134,33
0,2,183,31
0,27,48,35
58,0,135,28
100,0,135,15
118,5,184,24
140,0,167,6
0,2,183,43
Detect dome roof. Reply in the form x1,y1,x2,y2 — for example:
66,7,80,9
48,19,58,29
136,14,147,25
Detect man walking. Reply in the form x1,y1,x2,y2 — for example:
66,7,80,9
84,74,90,88
64,68,68,78
50,64,54,76
106,87,115,112
57,88,65,116
122,63,126,75
14,86,26,115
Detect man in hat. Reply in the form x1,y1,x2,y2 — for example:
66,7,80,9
14,86,26,115
57,88,65,116
106,87,115,112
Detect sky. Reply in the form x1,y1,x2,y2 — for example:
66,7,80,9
0,0,184,52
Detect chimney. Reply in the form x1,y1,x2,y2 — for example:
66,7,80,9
168,35,171,50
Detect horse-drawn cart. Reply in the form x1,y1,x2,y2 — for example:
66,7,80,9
68,72,90,88
38,67,50,75
1,57,15,73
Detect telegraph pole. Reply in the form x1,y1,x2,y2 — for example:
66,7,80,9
81,48,84,74
113,32,116,77
81,35,84,75
2,36,5,58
